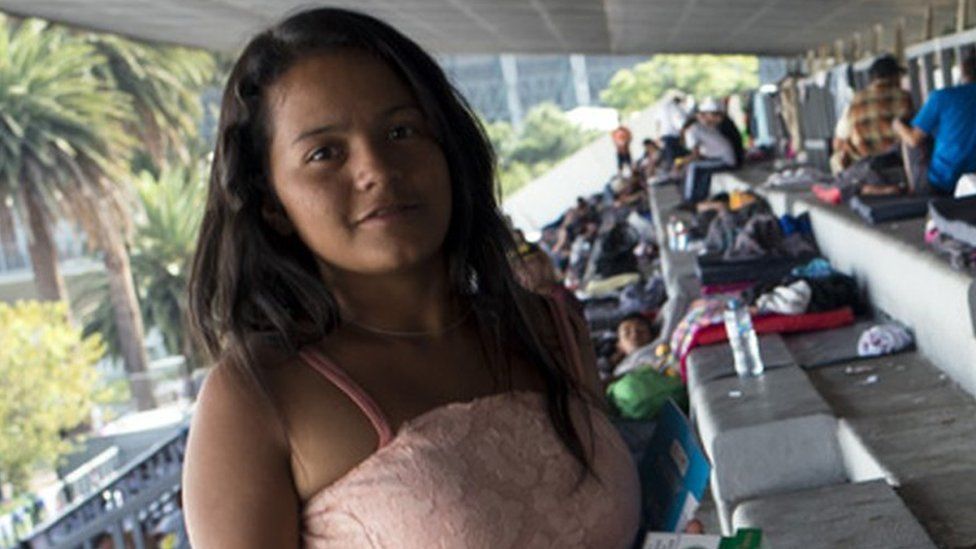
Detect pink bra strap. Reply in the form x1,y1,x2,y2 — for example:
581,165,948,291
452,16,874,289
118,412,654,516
298,349,394,448
545,296,585,382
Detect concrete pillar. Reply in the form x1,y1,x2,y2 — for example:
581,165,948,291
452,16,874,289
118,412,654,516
569,54,591,107
923,4,934,40
500,54,523,129
895,18,906,64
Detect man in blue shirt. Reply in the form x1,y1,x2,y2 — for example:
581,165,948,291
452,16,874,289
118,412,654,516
895,55,976,195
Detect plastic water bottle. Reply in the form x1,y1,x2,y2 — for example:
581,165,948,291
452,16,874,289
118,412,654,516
667,216,679,250
724,298,764,377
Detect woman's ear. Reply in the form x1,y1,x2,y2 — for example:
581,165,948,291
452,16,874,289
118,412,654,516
261,201,295,235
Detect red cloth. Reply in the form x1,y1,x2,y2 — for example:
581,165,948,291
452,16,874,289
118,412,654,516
679,307,855,379
812,184,842,205
701,281,754,296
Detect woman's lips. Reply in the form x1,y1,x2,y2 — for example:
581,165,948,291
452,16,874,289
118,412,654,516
356,203,420,225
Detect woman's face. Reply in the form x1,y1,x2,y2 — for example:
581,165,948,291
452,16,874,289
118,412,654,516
265,50,452,277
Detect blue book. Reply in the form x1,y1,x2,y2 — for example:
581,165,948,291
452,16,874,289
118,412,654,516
640,399,711,532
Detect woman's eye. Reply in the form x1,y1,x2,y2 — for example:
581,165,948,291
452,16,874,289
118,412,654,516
388,124,417,140
307,146,338,162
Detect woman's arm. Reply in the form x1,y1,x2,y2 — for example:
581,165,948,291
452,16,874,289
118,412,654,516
183,364,300,548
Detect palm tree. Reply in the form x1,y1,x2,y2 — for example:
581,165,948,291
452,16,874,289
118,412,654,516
72,35,213,411
75,164,207,369
0,17,158,408
85,34,215,165
0,16,214,410
0,18,133,302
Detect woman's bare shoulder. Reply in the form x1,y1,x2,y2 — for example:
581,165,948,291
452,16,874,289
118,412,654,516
183,361,300,547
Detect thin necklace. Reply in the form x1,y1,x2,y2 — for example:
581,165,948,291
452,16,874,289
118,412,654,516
348,308,473,338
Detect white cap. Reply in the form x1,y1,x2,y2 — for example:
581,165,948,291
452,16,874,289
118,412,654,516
699,98,723,113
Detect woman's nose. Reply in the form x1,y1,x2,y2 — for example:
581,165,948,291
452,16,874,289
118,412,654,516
350,137,401,191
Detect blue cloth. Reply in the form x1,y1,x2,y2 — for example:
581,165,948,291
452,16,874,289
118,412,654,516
791,257,834,279
911,83,976,191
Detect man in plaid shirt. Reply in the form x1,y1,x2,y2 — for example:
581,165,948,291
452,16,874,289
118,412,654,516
836,55,914,168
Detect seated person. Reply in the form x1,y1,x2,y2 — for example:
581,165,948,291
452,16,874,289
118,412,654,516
609,313,658,375
894,54,976,196
637,138,662,180
837,54,913,170
681,99,739,202
614,173,648,208
830,104,853,174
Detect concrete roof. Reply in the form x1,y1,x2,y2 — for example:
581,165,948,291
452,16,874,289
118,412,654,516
0,0,963,55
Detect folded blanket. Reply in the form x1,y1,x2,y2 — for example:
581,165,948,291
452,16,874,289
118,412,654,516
849,194,931,224
929,196,976,247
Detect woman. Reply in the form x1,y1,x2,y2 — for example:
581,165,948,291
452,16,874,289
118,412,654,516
182,8,639,548
513,242,585,319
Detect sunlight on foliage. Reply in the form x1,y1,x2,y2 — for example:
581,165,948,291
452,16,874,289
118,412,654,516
600,55,759,114
0,301,104,494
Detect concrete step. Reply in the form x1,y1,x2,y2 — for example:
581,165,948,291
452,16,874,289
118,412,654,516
805,352,973,418
711,170,976,397
690,365,845,532
897,469,976,548
732,480,935,549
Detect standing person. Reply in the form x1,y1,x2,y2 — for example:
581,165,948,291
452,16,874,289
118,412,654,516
612,116,634,175
655,91,689,168
839,54,913,167
894,54,976,195
181,8,639,548
681,98,738,202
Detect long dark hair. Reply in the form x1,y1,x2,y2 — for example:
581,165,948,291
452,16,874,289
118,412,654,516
188,7,594,473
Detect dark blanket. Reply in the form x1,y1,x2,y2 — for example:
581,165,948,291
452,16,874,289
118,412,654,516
849,194,932,224
695,254,813,285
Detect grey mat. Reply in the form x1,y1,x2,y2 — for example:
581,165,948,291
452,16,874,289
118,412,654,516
783,320,880,369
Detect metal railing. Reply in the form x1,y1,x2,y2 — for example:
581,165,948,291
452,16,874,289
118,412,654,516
20,426,188,549
906,27,976,106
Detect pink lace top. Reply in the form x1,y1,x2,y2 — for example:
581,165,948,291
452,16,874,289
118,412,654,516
298,301,641,548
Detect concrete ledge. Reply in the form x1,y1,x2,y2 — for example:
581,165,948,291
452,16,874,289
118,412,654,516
713,168,976,398
692,366,834,449
732,480,935,549
796,198,976,395
648,183,703,341
839,405,976,485
806,352,974,418
685,334,795,388
691,366,846,530
898,469,976,548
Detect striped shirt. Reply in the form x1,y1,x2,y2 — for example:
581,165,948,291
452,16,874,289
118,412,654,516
846,81,913,159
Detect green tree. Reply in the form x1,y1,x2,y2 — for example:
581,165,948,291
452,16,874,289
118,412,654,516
0,17,133,305
600,55,759,114
0,16,215,410
86,34,215,166
488,103,600,197
75,34,214,411
75,163,207,369
510,103,596,164
0,301,103,494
